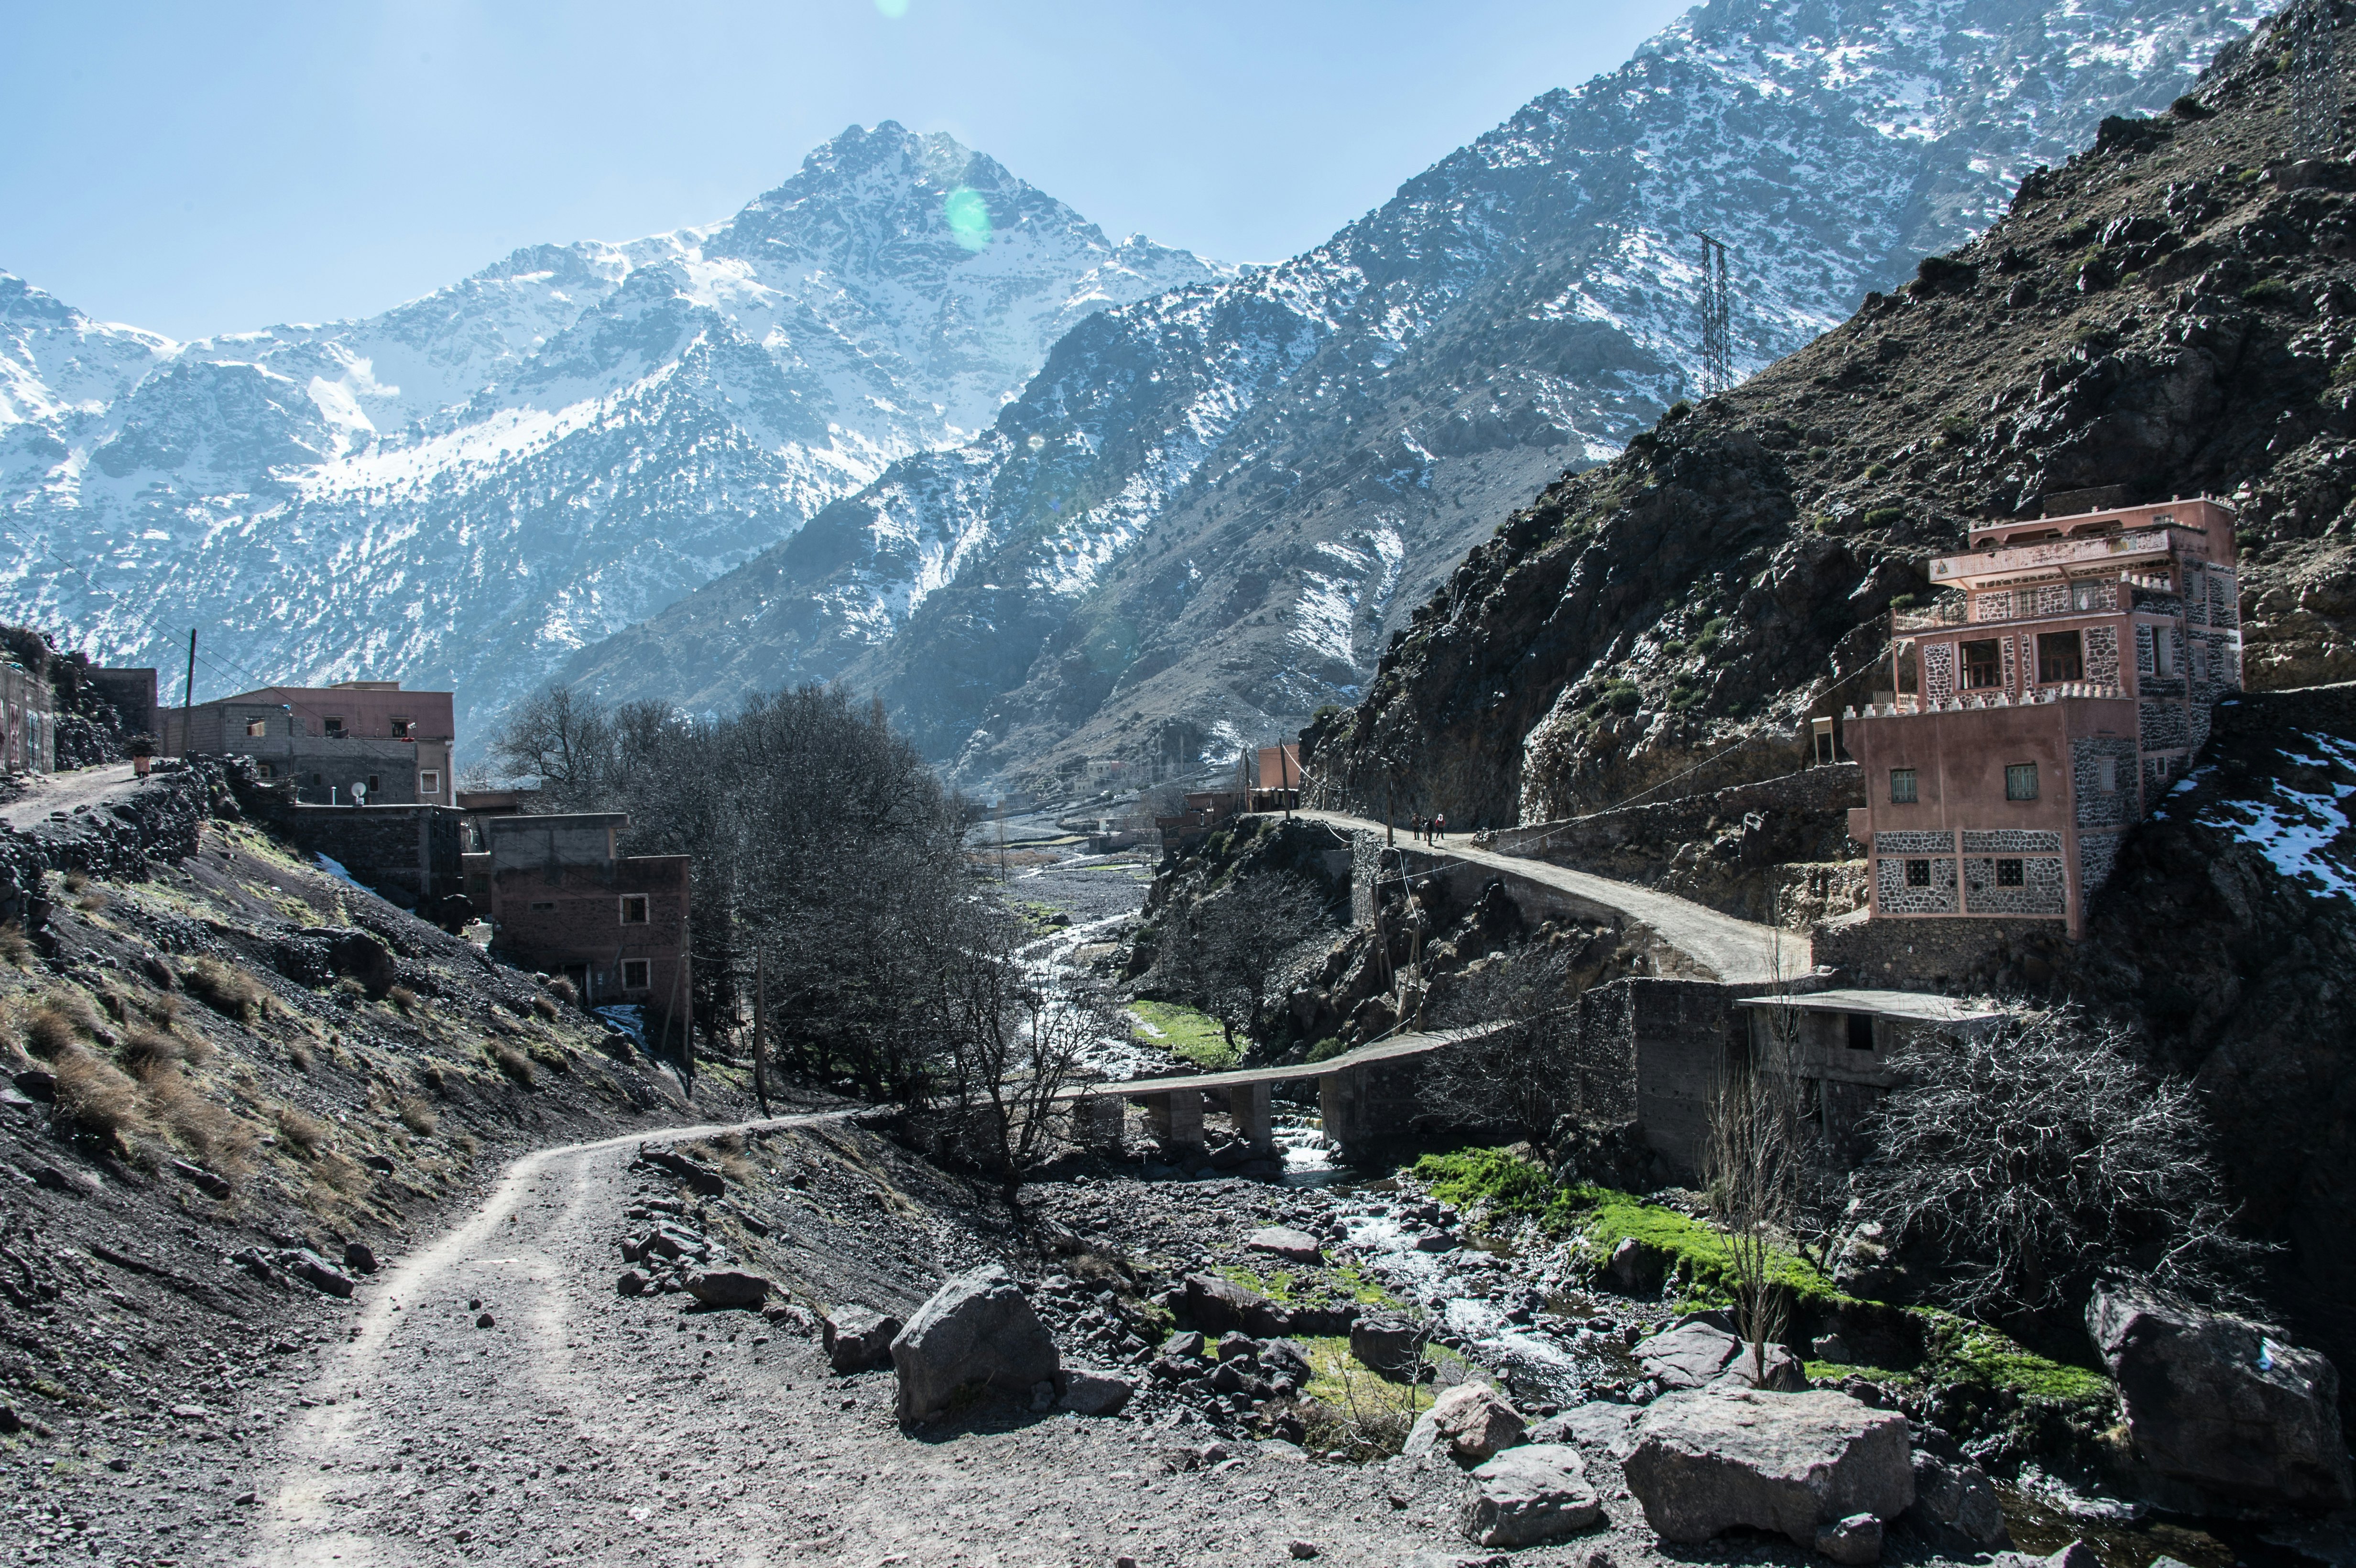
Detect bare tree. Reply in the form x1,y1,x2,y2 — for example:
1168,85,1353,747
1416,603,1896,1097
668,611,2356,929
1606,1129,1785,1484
1849,1004,2265,1318
1707,984,1808,1383
1150,871,1331,1051
1419,951,1581,1142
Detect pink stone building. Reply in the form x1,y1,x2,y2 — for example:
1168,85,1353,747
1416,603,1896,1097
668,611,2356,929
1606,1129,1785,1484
1843,496,2240,936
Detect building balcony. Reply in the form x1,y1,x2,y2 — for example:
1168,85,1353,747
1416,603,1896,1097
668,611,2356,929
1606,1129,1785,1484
1929,527,2193,588
1848,681,2127,720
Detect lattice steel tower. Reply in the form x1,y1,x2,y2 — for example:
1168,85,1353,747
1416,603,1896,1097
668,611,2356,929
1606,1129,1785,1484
2293,5,2342,160
1695,231,1733,399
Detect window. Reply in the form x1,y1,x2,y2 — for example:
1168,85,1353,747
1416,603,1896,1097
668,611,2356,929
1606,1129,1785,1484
620,894,649,925
322,716,344,735
2156,631,2176,676
1889,768,1918,804
366,774,381,794
2192,642,2210,682
257,762,273,779
391,718,412,739
311,772,324,788
245,718,268,737
2037,630,2083,682
420,770,441,795
1996,858,2025,886
1961,639,2002,689
2006,762,2040,801
1905,859,1931,887
622,959,651,990
2071,581,2105,612
1845,1013,1875,1051
529,901,556,913
2097,757,2117,793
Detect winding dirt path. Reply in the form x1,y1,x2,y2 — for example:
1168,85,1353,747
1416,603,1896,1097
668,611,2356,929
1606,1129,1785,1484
238,1115,1451,1568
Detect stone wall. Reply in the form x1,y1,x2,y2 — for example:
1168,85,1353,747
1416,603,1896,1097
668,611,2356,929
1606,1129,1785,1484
1812,911,2066,991
251,797,467,916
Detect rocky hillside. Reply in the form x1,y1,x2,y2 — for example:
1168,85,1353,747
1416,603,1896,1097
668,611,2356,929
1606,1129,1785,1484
0,123,1220,740
0,755,752,1464
561,0,2278,794
1307,0,2356,831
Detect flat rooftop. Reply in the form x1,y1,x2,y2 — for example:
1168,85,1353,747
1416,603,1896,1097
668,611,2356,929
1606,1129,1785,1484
1735,988,2005,1024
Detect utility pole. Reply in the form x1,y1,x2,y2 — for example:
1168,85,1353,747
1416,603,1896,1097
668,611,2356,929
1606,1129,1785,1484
179,629,197,758
752,945,771,1118
1695,231,1733,398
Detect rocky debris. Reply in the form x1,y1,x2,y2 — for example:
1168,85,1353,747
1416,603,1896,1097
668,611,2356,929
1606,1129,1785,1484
890,1264,1061,1423
1406,1383,1527,1466
1528,1401,1642,1459
166,1157,231,1199
277,1249,356,1298
1028,1272,1161,1367
637,1143,725,1197
823,1307,902,1373
1904,1452,2009,1550
616,1269,649,1296
1458,1443,1603,1547
1246,1226,1323,1263
1351,1315,1426,1377
342,1241,378,1274
1060,1368,1135,1416
30,1162,98,1197
1604,1238,1662,1295
1622,1390,1914,1548
1637,1318,1806,1393
476,1311,496,1328
1181,1272,1355,1337
684,1269,771,1309
1814,1513,1885,1565
2086,1281,2353,1512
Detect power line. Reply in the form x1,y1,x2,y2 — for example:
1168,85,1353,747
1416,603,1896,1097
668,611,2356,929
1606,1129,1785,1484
1694,231,1733,398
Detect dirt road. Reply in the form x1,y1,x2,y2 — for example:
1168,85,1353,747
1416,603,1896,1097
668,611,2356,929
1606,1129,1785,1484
0,761,141,829
240,1116,1464,1568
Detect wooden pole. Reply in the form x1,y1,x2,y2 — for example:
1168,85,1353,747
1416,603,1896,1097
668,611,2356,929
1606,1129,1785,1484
179,629,197,758
752,945,771,1117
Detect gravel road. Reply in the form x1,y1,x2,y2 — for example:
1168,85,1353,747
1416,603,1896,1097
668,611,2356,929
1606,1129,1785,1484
236,1116,1508,1568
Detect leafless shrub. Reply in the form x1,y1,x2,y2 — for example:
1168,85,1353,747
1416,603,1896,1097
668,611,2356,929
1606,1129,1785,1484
491,1045,536,1088
0,922,31,966
52,1048,153,1150
1419,950,1590,1142
398,1096,438,1135
275,1105,329,1157
531,994,560,1022
181,959,263,1023
1149,870,1330,1051
1850,1004,2266,1317
1297,1339,1456,1462
1707,980,1810,1382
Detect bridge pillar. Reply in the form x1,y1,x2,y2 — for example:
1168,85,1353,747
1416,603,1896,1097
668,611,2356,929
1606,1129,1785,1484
1230,1080,1275,1155
1141,1088,1205,1152
1318,1069,1362,1150
1072,1093,1124,1151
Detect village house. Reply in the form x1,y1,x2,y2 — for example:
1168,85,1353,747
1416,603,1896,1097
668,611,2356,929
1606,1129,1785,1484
164,679,455,806
1842,494,2239,937
0,656,55,774
472,813,692,1044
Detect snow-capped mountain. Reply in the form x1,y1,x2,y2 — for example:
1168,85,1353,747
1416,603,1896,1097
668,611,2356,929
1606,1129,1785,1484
0,121,1224,736
562,0,2279,790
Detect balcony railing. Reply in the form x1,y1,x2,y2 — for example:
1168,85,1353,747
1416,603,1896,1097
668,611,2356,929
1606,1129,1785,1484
1890,596,1967,632
1848,682,2128,719
1930,527,2191,585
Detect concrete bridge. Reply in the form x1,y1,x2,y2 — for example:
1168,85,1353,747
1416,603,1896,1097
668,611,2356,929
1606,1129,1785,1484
1054,1023,1515,1158
1288,809,1806,984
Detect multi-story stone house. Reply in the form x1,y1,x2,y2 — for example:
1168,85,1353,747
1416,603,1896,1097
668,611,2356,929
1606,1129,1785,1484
164,680,455,806
472,813,692,1043
1843,496,2239,936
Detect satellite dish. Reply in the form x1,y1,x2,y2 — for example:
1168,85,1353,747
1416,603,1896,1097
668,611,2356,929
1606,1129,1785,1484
351,781,368,805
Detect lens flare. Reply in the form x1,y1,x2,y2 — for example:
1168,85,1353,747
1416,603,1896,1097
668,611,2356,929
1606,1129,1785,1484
874,0,909,18
944,187,992,252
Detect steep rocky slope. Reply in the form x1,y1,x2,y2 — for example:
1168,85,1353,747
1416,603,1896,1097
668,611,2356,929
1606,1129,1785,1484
1308,1,2356,830
0,124,1219,740
563,0,2277,792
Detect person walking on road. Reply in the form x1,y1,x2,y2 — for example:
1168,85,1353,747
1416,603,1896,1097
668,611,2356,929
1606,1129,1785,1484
1434,812,1447,845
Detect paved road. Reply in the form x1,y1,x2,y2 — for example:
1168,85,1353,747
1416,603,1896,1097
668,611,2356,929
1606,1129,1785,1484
1289,809,1808,984
0,760,142,829
1050,1023,1514,1100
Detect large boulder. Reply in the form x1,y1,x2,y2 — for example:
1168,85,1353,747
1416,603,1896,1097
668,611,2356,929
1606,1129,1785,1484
1060,1368,1134,1417
1904,1452,2009,1549
822,1307,903,1373
682,1269,769,1309
1638,1321,1743,1389
1350,1315,1426,1377
1405,1382,1527,1465
1623,1389,1914,1549
890,1265,1060,1423
1182,1272,1354,1336
1458,1443,1603,1547
2086,1282,2354,1512
1246,1227,1324,1263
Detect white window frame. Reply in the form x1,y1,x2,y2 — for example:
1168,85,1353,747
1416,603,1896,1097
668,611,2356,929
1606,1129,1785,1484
419,770,441,796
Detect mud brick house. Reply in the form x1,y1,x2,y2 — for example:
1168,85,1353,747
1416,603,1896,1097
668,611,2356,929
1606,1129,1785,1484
165,679,455,806
477,814,691,1038
1843,495,2239,937
0,656,55,774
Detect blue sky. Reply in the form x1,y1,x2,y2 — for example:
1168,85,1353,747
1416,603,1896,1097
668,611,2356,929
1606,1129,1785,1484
0,0,1685,340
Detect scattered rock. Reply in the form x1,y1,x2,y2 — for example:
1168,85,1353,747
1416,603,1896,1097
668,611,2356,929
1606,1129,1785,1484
342,1241,378,1274
1247,1227,1324,1263
1458,1443,1603,1547
1904,1452,2009,1549
1060,1369,1134,1417
1814,1512,1884,1565
1162,1330,1206,1359
823,1307,903,1373
1812,1334,1854,1364
616,1270,649,1296
2040,1541,2099,1568
30,1163,98,1197
638,1143,725,1197
1605,1237,1662,1294
2086,1280,2353,1511
1261,1339,1312,1386
0,1407,18,1434
167,1157,231,1198
1526,1401,1641,1459
1216,1330,1259,1362
683,1269,770,1309
11,1069,55,1103
1351,1315,1426,1377
890,1264,1060,1423
475,1312,495,1329
1288,1541,1319,1559
1407,1382,1527,1465
1637,1322,1744,1390
1623,1389,1914,1547
1411,1230,1457,1253
279,1249,357,1298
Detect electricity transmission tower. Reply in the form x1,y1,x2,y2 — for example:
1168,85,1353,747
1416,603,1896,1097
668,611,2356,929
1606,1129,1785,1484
2294,8,2342,160
1694,231,1733,399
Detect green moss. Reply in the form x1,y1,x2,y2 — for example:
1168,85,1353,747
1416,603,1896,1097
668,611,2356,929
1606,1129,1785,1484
1916,1310,2111,1404
1129,1000,1236,1068
2241,277,2295,308
1806,1360,1912,1385
1413,1147,1581,1233
1304,1035,1348,1063
1215,1258,1399,1313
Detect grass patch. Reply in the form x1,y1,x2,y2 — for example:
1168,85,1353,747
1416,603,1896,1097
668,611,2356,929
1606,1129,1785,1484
398,1096,438,1135
491,1044,537,1087
1129,1000,1236,1069
181,959,263,1023
52,1048,153,1151
1412,1146,1584,1235
1917,1311,2111,1404
275,1105,329,1156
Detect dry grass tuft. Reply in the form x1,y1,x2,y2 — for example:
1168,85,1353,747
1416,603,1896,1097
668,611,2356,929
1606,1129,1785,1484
0,922,32,967
139,1063,255,1174
335,976,367,1000
75,890,109,915
141,991,186,1029
397,1096,438,1136
531,994,560,1022
274,1104,329,1157
120,1027,185,1072
182,959,264,1023
61,869,89,894
545,975,578,1006
387,984,419,1013
52,1048,154,1150
491,1045,536,1088
286,1043,313,1074
24,1003,81,1059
